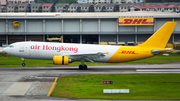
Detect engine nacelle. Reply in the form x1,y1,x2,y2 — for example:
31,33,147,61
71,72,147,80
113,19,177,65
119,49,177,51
53,56,69,65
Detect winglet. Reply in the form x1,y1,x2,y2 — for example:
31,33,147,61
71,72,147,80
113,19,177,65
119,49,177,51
137,22,177,48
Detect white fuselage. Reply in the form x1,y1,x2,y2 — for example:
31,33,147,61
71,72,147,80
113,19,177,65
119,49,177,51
4,41,120,62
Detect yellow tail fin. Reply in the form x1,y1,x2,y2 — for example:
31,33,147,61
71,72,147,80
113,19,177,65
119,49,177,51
137,22,177,48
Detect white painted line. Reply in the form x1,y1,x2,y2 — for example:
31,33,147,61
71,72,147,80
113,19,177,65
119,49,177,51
4,82,33,95
103,89,129,93
103,89,111,93
120,89,129,93
111,89,120,93
137,69,180,72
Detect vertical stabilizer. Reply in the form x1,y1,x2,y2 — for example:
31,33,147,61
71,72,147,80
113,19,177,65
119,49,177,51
137,22,177,48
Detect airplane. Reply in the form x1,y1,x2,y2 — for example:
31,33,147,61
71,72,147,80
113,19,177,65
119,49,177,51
3,22,177,70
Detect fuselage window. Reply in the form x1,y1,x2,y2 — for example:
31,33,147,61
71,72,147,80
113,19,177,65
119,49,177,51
9,45,14,48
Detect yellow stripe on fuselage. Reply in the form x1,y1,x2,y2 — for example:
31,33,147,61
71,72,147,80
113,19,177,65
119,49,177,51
107,46,156,63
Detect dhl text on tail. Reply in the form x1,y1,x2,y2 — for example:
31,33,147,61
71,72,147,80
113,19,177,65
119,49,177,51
3,22,177,70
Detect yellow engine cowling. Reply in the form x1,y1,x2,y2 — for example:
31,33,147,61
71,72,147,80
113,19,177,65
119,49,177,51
53,56,69,65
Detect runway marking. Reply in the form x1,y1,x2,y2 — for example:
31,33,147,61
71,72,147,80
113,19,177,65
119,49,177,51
47,77,58,97
136,69,180,72
3,82,33,95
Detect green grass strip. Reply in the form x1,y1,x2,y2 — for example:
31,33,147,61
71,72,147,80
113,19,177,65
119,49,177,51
52,74,180,100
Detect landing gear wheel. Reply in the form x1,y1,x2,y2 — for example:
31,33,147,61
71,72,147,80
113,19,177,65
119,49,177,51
84,65,87,70
79,65,83,70
79,65,87,70
22,63,26,67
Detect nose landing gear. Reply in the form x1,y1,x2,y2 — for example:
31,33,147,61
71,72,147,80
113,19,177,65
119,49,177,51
21,58,26,67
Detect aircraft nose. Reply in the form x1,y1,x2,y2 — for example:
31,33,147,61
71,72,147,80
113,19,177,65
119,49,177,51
3,48,7,53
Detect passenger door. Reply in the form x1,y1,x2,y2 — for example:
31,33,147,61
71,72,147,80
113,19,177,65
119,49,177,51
19,43,24,52
19,43,29,58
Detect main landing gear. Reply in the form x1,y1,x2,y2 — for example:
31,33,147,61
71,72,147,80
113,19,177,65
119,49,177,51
21,58,26,67
79,59,87,70
79,65,87,70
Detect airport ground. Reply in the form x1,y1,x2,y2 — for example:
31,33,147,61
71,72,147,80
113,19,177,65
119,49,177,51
1,47,180,100
0,64,180,101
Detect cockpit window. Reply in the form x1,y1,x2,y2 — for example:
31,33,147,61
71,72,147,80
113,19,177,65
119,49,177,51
9,45,14,48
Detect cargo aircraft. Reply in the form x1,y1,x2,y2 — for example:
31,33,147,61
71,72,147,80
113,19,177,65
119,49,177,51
3,22,177,70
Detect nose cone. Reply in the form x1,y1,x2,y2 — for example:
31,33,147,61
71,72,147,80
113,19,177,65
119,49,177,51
3,48,7,53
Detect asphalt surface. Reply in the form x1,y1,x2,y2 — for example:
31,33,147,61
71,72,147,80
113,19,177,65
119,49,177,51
0,64,180,101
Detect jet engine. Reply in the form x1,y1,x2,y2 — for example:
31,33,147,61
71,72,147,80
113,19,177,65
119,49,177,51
53,56,69,65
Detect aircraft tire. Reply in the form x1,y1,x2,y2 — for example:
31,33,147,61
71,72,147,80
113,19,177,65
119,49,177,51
79,65,87,70
84,65,87,70
79,65,83,70
22,63,25,67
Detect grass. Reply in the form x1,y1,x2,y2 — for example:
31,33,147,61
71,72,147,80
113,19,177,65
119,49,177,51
52,74,180,100
0,52,180,67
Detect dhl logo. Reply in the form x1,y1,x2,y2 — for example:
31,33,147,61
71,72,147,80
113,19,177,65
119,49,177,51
119,17,154,26
120,50,138,55
13,21,19,28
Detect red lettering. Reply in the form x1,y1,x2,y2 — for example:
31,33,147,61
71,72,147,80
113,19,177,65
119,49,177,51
62,46,65,51
46,45,48,50
30,45,34,49
43,45,45,50
43,45,78,53
35,44,37,49
141,19,148,24
57,47,61,52
52,46,56,50
121,50,137,55
124,19,133,24
65,47,69,51
121,50,126,54
132,19,142,24
120,18,153,25
69,47,73,51
126,51,132,54
30,45,41,50
48,46,52,50
132,51,136,54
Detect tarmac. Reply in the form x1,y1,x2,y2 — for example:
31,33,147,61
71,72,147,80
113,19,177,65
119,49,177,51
0,46,180,100
0,64,180,101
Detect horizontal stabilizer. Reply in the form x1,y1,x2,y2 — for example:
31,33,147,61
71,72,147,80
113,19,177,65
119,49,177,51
151,49,173,55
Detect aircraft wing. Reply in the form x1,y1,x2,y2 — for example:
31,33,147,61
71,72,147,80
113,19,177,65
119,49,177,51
61,52,109,62
151,49,173,55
